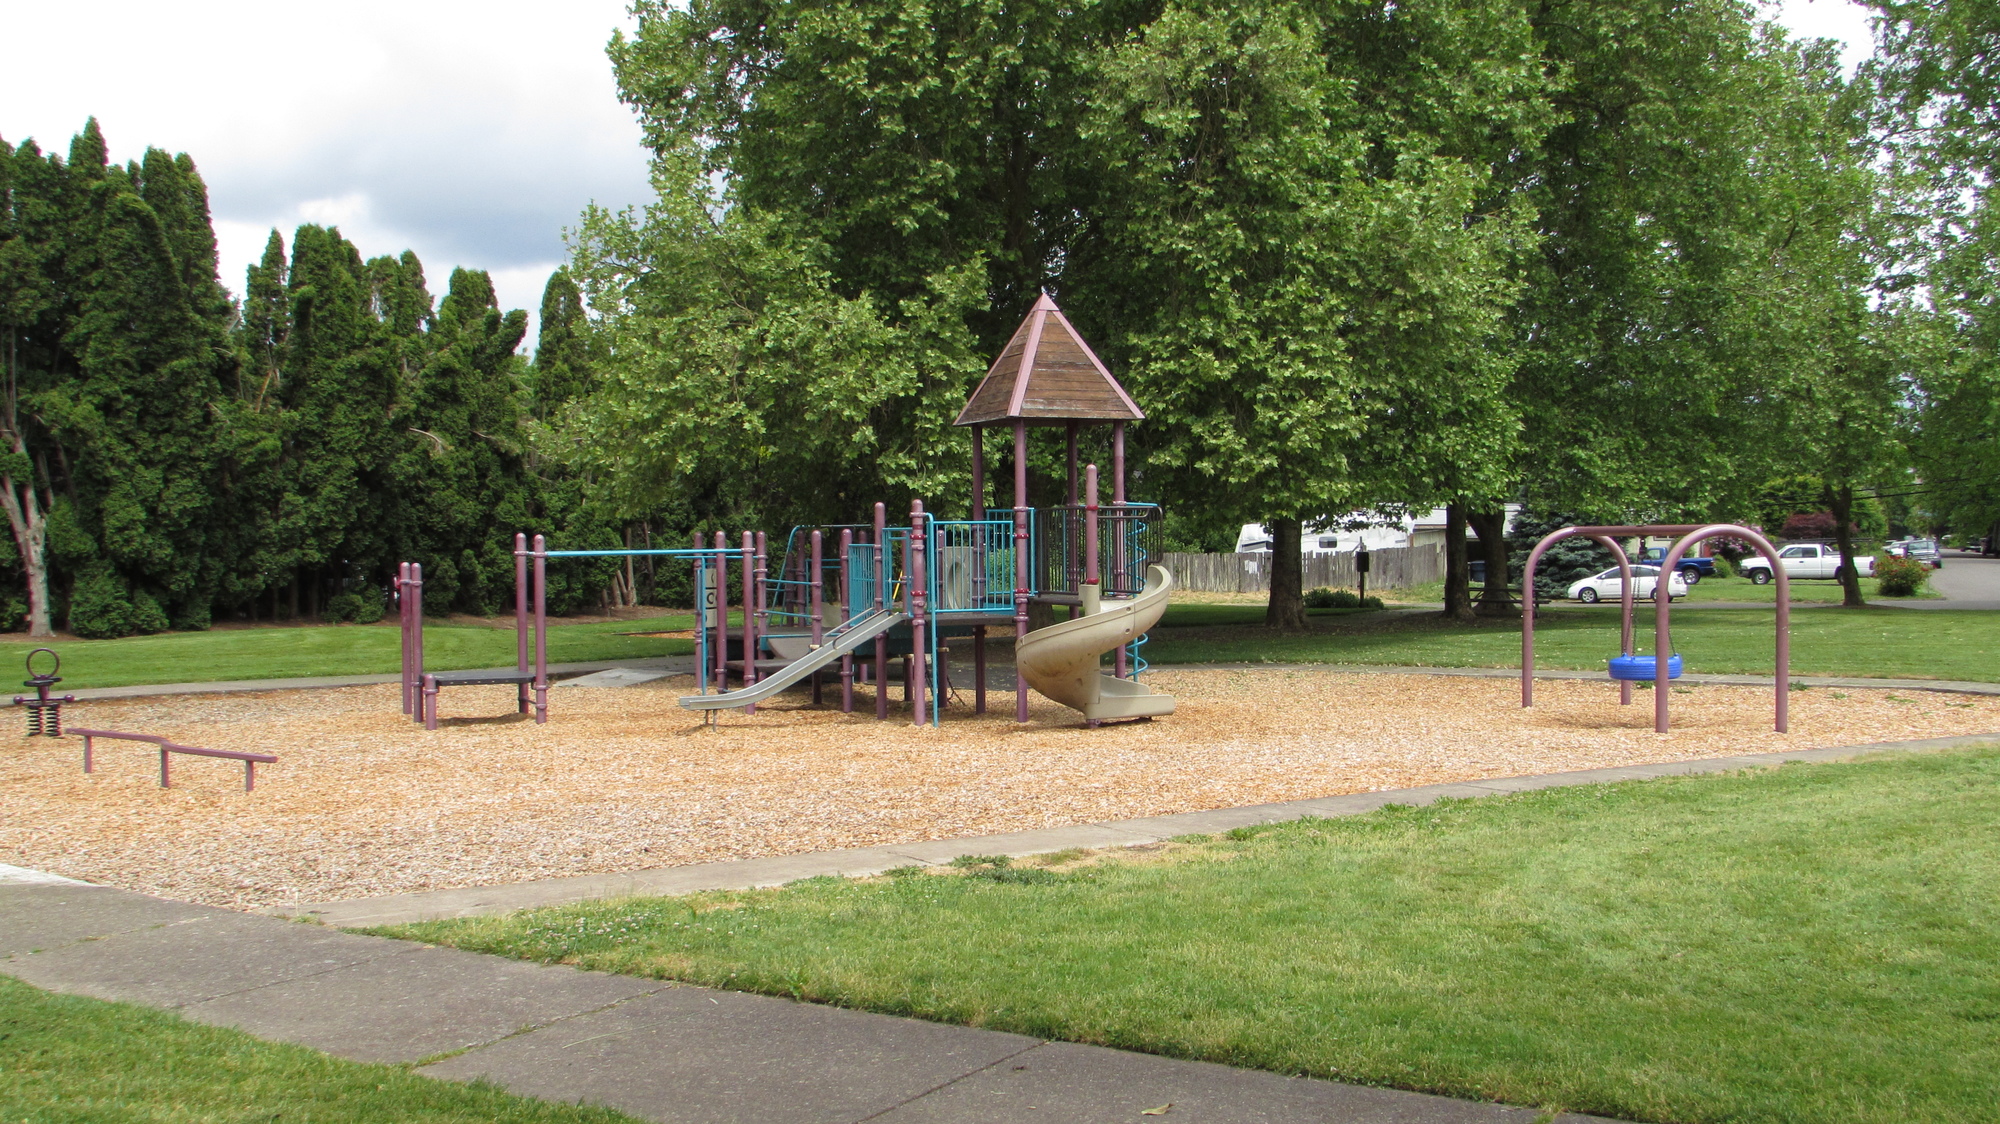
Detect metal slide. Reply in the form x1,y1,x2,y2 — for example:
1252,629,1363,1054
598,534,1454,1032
678,608,909,711
1015,565,1177,722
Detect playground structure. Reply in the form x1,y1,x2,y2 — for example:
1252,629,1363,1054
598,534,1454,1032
10,648,73,737
397,294,1176,729
1521,524,1792,733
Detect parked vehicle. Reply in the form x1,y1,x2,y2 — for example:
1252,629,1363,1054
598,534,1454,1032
1738,543,1876,585
1568,565,1689,603
1635,547,1714,584
1886,538,1943,568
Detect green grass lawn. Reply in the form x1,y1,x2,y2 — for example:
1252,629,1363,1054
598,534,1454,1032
0,975,643,1123
0,615,697,690
385,747,2000,1124
1682,574,1940,603
1147,603,1997,682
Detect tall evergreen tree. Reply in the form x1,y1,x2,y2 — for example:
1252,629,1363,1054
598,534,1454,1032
0,120,237,636
532,268,592,417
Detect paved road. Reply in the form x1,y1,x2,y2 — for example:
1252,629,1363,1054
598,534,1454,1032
1933,551,2000,604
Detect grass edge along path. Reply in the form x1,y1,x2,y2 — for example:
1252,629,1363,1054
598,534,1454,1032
0,615,699,692
0,975,647,1124
1145,604,1999,683
387,746,2000,1124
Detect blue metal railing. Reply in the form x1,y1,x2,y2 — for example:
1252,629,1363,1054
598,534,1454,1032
924,516,1018,616
1124,508,1154,679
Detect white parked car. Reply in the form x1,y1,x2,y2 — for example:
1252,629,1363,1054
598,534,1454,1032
1567,565,1689,604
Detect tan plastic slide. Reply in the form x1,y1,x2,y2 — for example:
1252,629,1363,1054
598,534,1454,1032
1016,564,1177,723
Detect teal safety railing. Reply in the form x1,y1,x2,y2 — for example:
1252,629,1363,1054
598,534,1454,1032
924,516,1019,616
1123,506,1155,679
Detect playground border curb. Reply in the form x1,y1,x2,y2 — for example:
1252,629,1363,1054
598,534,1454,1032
285,730,2000,929
1156,662,2000,696
60,658,1999,701
60,658,694,701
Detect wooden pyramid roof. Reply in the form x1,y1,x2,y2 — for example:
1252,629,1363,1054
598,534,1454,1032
954,293,1144,427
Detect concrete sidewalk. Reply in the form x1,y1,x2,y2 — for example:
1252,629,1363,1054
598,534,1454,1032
2,876,1619,1124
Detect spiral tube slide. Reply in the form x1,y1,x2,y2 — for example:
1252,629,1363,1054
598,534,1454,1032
1016,565,1177,723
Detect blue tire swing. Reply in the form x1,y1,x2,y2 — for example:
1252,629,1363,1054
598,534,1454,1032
1608,653,1683,681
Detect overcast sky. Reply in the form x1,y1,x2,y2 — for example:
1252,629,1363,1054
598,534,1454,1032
2,0,1877,349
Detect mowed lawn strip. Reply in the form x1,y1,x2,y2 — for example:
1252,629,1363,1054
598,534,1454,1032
388,748,2000,1124
1147,603,1999,682
0,615,697,691
0,975,645,1124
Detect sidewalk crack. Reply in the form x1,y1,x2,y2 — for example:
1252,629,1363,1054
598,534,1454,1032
851,1040,1048,1124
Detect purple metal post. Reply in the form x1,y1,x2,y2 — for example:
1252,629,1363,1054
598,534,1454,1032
970,423,988,716
399,562,413,715
1066,423,1078,506
1658,525,1789,733
902,533,914,706
911,500,928,725
713,531,728,690
971,425,985,518
874,503,889,721
742,531,759,712
532,535,548,723
410,564,425,724
423,673,439,731
1014,419,1030,722
1085,465,1100,593
692,531,705,692
810,529,824,706
754,530,769,713
840,528,855,712
514,532,530,714
1112,421,1126,506
1111,422,1128,677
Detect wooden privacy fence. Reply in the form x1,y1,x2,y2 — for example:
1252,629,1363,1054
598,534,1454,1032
1161,547,1442,594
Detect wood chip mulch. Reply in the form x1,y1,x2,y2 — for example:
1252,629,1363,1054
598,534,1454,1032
4,669,1994,911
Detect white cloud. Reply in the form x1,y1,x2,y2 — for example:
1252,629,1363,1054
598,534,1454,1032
1,0,653,347
1768,0,1878,74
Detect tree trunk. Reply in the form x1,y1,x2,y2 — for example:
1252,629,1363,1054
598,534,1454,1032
1825,481,1866,607
1469,508,1516,618
0,335,53,638
0,469,53,638
1265,517,1307,629
1442,503,1476,621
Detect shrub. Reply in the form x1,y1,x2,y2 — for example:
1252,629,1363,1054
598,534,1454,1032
321,586,387,625
1306,587,1362,609
1360,594,1384,610
1875,553,1930,597
67,563,166,639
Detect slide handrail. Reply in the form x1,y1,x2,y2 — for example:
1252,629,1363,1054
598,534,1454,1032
679,609,909,712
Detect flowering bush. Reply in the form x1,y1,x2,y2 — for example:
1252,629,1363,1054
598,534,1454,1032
1875,553,1930,597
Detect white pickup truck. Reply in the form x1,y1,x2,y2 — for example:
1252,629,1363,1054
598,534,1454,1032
1739,543,1875,584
